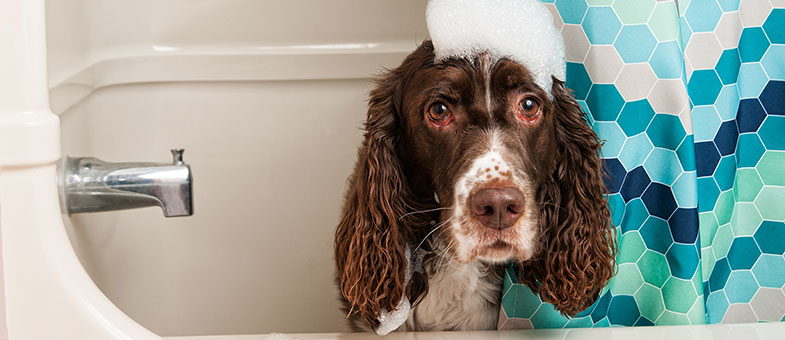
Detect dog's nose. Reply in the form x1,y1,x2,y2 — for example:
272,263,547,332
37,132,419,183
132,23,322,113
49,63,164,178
469,187,525,230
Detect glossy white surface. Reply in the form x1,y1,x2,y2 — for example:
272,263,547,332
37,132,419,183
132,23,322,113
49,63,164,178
165,323,785,340
0,0,59,166
0,0,159,339
47,0,428,336
60,80,372,335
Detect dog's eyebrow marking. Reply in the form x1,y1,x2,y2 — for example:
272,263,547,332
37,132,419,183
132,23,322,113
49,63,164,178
485,67,492,117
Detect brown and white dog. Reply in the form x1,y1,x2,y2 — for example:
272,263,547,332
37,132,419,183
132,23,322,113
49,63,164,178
334,40,616,333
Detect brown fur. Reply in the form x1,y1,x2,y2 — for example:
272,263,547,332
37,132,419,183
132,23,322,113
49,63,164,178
513,79,618,316
333,47,436,330
335,40,616,332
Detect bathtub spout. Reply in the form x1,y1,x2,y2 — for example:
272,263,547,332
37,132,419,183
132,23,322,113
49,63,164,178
58,149,193,217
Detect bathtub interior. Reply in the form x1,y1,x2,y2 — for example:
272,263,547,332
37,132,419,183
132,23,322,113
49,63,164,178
46,0,427,336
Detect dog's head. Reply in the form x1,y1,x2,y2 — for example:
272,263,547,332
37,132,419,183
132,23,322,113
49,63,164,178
335,41,616,329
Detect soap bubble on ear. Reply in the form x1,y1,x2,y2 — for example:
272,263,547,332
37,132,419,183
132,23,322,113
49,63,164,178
426,0,566,97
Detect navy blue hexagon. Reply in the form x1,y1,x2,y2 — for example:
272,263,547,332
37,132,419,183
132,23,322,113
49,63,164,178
641,217,673,254
688,70,723,106
739,27,770,63
587,84,625,121
603,158,626,194
763,9,785,44
666,243,700,279
760,81,785,116
607,295,640,326
668,208,699,244
714,121,739,156
736,98,767,133
618,99,656,137
695,141,721,177
708,257,731,291
642,183,678,219
727,237,761,270
566,62,592,101
620,166,651,202
715,49,741,85
754,221,785,255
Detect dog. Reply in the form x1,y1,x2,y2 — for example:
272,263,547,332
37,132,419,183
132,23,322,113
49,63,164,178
334,40,616,333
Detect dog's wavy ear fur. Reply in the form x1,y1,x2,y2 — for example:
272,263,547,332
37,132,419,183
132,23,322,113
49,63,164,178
334,44,432,330
516,78,617,316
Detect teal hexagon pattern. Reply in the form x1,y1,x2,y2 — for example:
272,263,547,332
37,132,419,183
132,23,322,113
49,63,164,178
499,0,785,330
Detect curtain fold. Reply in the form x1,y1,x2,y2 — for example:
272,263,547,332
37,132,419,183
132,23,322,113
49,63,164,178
500,0,785,328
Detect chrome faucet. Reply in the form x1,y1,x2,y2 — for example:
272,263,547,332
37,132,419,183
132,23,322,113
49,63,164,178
58,149,193,217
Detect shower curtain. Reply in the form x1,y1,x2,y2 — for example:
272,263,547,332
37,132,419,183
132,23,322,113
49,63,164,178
500,0,785,328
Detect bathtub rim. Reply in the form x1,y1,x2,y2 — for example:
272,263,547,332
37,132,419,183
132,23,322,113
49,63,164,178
162,322,785,340
48,41,418,114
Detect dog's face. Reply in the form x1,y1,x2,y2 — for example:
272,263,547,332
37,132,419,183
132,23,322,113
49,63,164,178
398,54,556,264
335,41,615,328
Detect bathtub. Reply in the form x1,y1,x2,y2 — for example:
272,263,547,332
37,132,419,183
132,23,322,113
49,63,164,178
0,0,783,339
45,0,428,336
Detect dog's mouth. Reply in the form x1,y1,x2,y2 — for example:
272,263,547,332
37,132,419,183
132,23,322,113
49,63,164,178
477,238,516,263
488,239,509,249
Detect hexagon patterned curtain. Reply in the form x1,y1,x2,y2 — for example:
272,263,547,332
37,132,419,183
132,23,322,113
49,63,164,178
500,0,785,328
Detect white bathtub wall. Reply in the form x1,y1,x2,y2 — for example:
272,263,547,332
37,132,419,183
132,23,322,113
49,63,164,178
46,0,429,85
59,80,371,336
44,0,88,85
47,0,428,336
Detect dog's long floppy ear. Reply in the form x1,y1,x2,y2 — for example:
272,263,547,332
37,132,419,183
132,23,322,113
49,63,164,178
516,78,617,316
334,45,432,330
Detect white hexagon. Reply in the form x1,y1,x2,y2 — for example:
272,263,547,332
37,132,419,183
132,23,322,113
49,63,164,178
616,63,657,101
685,32,723,70
584,45,623,84
649,79,689,114
722,304,758,323
740,0,773,27
715,12,743,50
678,102,693,135
543,3,563,32
751,288,785,321
772,0,785,8
562,24,590,63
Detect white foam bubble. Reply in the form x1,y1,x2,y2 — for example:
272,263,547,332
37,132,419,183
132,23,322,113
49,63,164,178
375,244,426,335
426,0,566,96
375,297,411,335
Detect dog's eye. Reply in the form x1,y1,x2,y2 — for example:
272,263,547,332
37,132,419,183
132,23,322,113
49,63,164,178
427,102,453,125
517,97,541,120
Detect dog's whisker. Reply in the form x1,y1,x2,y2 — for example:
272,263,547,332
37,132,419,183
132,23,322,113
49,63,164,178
421,217,460,255
414,219,451,252
399,207,453,221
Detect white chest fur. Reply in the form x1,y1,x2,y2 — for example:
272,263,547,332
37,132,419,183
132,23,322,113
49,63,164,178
403,261,502,331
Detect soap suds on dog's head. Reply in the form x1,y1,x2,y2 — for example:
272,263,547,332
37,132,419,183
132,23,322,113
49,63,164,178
426,0,566,96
